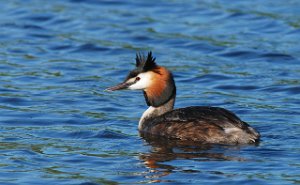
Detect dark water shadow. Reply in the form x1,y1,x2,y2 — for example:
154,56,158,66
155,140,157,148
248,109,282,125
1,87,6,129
138,134,256,181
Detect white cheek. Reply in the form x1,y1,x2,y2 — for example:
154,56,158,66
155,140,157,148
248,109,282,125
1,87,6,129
128,73,152,90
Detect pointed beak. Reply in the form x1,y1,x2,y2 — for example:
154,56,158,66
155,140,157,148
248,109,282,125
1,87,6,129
104,82,130,92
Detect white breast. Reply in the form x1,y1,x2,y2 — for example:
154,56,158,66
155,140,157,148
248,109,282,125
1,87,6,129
138,106,156,130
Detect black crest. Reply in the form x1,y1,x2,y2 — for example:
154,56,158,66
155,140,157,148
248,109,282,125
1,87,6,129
125,51,158,81
135,51,157,71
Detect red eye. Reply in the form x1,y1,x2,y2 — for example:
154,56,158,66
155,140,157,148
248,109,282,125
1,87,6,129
136,77,140,81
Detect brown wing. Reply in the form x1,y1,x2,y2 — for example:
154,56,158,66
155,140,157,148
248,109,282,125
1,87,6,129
151,106,248,128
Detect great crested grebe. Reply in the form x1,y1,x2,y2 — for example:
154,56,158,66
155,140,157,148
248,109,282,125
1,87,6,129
105,52,260,144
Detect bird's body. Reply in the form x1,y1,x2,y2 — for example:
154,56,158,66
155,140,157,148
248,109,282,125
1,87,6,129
106,52,260,145
140,106,259,144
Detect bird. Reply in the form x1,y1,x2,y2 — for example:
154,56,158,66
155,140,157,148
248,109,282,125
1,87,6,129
105,51,260,145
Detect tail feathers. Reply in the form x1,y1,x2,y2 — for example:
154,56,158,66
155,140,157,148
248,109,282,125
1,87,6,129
248,127,260,143
225,125,260,144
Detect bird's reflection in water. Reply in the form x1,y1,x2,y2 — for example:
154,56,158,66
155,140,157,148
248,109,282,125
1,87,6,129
139,133,252,183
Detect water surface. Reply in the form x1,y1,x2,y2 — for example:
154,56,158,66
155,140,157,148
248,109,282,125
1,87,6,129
0,0,300,184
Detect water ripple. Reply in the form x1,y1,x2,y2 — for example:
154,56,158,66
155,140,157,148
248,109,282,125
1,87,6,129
23,14,54,22
72,43,111,53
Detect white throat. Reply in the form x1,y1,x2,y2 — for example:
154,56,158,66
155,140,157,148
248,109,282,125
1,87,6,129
138,97,175,130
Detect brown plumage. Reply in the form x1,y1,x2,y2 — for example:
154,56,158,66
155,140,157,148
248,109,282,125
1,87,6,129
140,106,260,144
145,67,175,107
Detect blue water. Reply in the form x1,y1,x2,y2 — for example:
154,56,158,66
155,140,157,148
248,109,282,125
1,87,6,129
0,0,300,184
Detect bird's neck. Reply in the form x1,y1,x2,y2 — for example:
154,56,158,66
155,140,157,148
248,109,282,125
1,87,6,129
138,95,175,130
